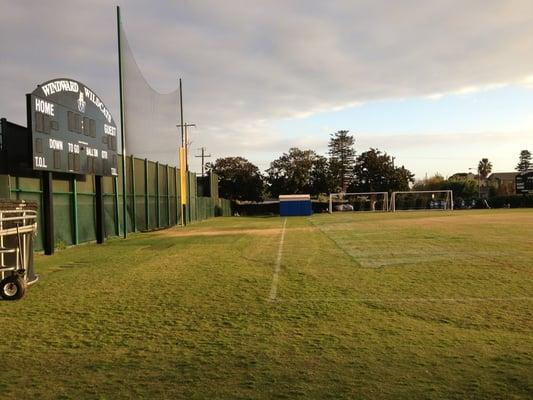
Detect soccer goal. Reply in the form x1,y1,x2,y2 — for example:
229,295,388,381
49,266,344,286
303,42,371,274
390,190,453,212
329,192,389,213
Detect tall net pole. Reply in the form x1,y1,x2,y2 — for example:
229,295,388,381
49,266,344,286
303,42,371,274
179,79,184,148
117,6,127,238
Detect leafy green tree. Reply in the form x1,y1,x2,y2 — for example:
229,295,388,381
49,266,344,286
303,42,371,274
350,148,414,192
413,174,446,190
446,180,478,201
206,157,264,201
328,130,356,191
310,154,335,195
516,150,532,172
415,174,477,200
477,158,492,179
266,148,333,197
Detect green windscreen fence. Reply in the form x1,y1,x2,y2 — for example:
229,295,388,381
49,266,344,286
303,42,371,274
133,157,146,230
103,175,118,237
2,155,231,251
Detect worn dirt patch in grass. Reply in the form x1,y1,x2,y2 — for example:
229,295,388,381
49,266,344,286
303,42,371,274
156,228,281,237
155,225,314,238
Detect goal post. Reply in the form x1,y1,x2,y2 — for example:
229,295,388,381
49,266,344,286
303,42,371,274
390,190,453,212
329,192,389,213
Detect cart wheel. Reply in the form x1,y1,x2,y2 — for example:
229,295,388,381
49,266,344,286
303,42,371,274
0,276,27,300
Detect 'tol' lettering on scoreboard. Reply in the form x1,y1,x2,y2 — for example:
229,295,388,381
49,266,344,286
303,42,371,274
27,78,118,176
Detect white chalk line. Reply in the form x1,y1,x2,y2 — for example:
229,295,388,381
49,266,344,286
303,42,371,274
273,296,533,304
269,218,287,302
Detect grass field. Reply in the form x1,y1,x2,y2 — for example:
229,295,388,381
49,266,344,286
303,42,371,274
1,209,532,399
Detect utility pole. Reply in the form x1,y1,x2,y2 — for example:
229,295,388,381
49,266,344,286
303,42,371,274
176,123,196,170
177,78,196,226
195,147,212,176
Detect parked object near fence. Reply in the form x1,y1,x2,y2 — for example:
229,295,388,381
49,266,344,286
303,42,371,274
0,199,38,300
279,194,313,216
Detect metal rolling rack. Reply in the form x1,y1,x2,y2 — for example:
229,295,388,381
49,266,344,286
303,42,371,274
0,200,38,300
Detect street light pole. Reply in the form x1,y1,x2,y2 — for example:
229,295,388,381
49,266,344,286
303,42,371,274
469,167,481,198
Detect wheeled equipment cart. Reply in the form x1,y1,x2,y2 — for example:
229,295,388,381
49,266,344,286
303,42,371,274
0,200,38,300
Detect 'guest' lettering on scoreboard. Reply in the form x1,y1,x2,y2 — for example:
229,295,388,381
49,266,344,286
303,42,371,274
27,78,118,176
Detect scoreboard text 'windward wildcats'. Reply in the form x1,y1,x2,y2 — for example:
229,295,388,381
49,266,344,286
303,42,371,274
27,78,118,176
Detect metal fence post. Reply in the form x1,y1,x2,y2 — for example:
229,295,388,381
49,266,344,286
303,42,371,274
131,155,136,232
174,167,178,226
156,162,160,228
166,165,170,227
144,158,149,231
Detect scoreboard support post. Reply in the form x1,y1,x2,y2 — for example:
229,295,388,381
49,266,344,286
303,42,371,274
72,176,79,245
42,171,54,255
113,177,120,236
95,175,104,244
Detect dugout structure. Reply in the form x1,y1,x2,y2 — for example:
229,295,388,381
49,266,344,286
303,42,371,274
279,194,312,216
329,192,389,213
390,190,453,212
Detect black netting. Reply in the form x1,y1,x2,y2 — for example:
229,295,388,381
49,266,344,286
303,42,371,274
120,22,179,167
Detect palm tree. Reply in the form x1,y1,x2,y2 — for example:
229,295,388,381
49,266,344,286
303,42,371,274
478,158,492,180
477,158,493,198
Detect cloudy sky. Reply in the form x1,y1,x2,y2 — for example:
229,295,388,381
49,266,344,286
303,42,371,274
1,0,533,178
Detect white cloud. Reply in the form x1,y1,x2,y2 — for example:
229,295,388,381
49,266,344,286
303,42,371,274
1,0,533,174
424,82,510,100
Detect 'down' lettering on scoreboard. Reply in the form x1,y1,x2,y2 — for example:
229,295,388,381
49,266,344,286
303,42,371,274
27,78,118,176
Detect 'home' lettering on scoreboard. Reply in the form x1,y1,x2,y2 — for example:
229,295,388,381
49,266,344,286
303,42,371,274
27,78,118,176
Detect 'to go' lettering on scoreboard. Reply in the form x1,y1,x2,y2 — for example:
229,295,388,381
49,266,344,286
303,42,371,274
28,78,118,176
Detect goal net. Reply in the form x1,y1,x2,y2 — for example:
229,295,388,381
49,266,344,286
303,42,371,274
329,192,389,213
390,190,453,212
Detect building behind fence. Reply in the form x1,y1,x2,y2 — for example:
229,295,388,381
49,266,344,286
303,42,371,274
0,155,231,252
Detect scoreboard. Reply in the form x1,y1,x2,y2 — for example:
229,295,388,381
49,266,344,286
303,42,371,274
27,78,118,176
516,171,533,194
